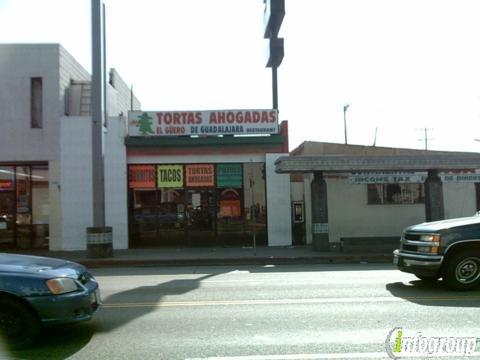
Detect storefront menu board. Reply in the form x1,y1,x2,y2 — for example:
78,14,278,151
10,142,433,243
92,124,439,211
186,164,215,187
128,110,278,137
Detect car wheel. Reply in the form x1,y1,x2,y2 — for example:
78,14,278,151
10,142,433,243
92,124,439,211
443,251,480,291
414,274,439,282
0,297,40,348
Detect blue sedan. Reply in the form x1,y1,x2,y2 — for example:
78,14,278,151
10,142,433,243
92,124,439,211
0,253,100,348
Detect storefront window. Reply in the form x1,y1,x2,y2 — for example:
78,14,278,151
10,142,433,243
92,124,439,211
16,166,32,249
0,166,15,247
0,164,49,249
367,183,425,205
242,163,267,245
128,162,268,247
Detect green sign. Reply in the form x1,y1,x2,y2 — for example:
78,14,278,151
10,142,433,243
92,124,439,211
217,164,243,188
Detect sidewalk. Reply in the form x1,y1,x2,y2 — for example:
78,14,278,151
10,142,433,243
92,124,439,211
13,246,394,268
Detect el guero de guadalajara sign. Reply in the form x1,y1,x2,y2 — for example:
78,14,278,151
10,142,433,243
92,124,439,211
128,109,278,137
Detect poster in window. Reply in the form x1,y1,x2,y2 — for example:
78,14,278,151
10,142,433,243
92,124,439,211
217,164,242,188
129,165,155,188
186,164,214,187
219,188,241,217
157,165,184,188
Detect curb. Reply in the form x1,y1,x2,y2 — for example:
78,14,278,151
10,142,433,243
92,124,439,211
78,254,394,268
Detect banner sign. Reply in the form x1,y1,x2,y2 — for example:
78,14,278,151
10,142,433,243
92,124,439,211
157,165,183,188
350,171,427,184
186,164,215,187
216,164,243,188
128,165,155,188
350,170,480,184
128,110,278,137
441,173,480,182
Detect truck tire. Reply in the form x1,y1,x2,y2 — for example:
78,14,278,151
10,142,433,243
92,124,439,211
0,297,40,348
443,251,480,291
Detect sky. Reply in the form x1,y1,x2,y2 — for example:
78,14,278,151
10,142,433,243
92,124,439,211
1,0,480,152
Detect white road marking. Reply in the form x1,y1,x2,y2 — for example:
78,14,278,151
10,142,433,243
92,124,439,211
186,352,480,360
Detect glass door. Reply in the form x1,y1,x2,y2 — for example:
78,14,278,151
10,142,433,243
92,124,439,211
131,189,186,247
0,166,15,248
0,191,15,247
186,189,215,246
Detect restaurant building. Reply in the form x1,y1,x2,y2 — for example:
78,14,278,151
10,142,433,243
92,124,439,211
125,110,291,248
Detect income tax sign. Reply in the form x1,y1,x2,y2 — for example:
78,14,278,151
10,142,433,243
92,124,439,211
128,110,279,137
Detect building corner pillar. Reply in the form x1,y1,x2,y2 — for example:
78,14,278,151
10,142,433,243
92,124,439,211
425,170,444,222
311,171,329,251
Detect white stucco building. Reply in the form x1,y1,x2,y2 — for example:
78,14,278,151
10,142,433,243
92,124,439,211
0,44,140,250
0,44,293,251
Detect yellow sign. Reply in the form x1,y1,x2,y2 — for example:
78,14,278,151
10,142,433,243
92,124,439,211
157,165,183,188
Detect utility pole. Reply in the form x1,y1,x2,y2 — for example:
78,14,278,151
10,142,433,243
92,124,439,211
343,104,350,144
418,128,433,150
88,0,112,258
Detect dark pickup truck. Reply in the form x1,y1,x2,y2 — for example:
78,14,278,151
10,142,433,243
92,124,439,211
393,214,480,290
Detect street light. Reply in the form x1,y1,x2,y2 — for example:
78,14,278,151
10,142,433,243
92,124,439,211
343,104,350,144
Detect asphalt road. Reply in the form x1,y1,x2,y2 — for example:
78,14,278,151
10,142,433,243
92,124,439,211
3,263,480,360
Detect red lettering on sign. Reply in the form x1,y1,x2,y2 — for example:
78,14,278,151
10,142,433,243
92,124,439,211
269,110,276,123
195,112,202,124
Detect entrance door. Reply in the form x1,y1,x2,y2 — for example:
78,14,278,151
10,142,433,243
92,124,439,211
131,189,185,247
0,191,15,247
186,189,215,246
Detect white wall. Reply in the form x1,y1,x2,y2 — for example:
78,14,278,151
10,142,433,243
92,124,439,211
300,175,478,244
60,116,93,250
266,153,292,246
59,115,129,250
327,178,425,243
443,182,476,219
105,117,129,249
0,44,60,162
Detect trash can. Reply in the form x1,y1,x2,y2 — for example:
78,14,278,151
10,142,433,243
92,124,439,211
87,227,113,258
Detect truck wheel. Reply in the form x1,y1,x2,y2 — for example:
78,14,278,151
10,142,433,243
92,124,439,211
0,297,40,348
443,251,480,291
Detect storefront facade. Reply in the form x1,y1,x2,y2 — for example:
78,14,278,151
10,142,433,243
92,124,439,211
128,162,267,247
277,142,480,252
126,110,291,248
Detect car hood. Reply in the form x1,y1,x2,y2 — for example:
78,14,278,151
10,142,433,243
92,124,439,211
407,216,480,233
0,253,85,279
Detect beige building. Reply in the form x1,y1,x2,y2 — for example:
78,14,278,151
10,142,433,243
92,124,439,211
284,142,480,252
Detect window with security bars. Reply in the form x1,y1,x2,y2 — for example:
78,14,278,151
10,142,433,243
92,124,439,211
367,183,425,205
